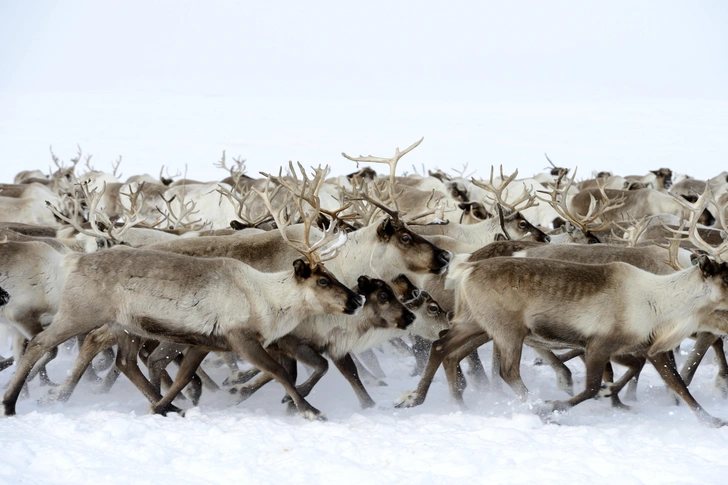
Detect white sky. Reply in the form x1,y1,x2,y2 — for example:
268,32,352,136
1,1,727,181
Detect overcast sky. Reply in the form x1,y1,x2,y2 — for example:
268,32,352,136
1,1,727,181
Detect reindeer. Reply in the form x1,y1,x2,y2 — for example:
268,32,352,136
396,246,728,426
1,221,364,418
223,275,416,409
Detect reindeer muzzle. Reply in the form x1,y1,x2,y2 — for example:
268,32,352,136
432,250,453,274
398,309,416,329
344,293,366,315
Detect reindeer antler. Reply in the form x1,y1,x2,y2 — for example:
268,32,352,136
216,183,275,229
471,165,538,215
46,180,144,244
255,164,347,267
342,137,424,203
668,186,728,262
537,168,623,235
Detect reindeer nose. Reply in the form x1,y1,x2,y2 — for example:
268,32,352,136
398,309,416,329
438,250,452,266
405,311,416,325
543,234,551,243
345,293,366,315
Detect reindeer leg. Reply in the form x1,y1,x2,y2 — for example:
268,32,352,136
229,372,274,401
2,316,100,416
98,363,121,394
190,361,219,392
0,355,13,372
493,334,529,402
332,353,377,409
223,367,261,387
171,353,202,405
609,354,646,404
597,354,645,409
532,347,574,396
276,337,329,405
710,337,728,397
75,332,102,383
112,332,181,415
358,349,386,378
396,323,488,408
649,351,726,427
465,349,489,391
351,353,387,387
44,325,117,403
10,312,58,387
229,334,324,420
542,342,615,415
29,346,59,387
411,335,431,377
443,333,492,407
150,347,209,415
145,343,183,395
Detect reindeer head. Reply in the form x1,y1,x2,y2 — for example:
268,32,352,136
498,207,551,243
389,274,448,339
355,275,415,329
457,201,491,224
293,259,364,315
375,217,452,274
651,168,673,190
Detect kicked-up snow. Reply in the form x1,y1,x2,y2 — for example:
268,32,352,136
1,340,727,484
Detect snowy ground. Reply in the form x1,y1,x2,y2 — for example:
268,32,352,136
1,337,728,485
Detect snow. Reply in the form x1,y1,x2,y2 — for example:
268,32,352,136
1,341,728,484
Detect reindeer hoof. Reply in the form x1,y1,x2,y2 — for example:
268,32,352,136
714,375,728,398
38,386,71,406
223,369,260,387
395,391,423,408
154,403,184,417
598,384,613,398
299,407,326,421
698,414,728,428
229,384,256,402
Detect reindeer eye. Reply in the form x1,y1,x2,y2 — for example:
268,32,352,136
588,237,599,244
400,234,412,244
378,291,389,302
518,221,527,229
318,278,329,287
428,304,439,314
723,276,728,284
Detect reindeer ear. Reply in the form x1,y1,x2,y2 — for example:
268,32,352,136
230,220,246,231
473,203,492,219
697,254,718,277
293,259,312,279
377,218,396,240
357,275,373,293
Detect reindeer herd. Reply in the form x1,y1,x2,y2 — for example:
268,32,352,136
2,139,728,426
